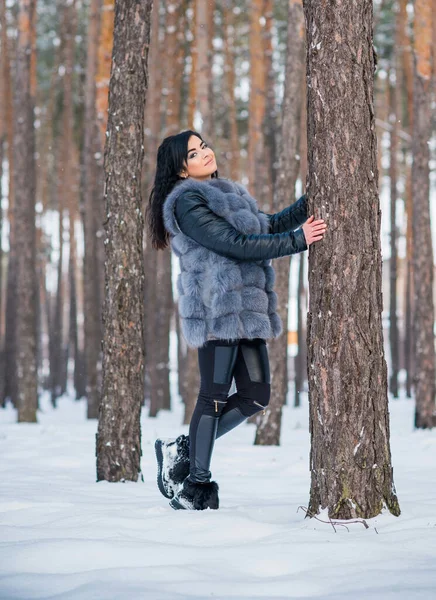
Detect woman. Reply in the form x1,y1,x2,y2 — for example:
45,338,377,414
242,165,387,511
146,129,326,511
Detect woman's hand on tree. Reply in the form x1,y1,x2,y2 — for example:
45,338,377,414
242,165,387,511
302,215,327,246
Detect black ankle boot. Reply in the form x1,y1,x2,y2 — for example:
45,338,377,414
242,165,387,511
170,413,220,510
169,477,219,510
154,434,190,499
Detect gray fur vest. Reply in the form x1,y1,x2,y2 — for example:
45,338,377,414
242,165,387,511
162,177,282,348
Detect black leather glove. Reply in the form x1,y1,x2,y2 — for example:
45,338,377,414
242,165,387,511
259,194,308,234
173,190,307,262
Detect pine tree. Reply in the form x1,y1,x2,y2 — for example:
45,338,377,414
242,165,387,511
303,0,400,518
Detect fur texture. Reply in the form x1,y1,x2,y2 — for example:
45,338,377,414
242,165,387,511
169,478,220,510
163,177,282,348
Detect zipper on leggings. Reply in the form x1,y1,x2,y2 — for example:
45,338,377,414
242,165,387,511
214,399,227,413
253,400,266,415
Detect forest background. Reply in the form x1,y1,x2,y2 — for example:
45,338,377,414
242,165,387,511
0,0,434,432
0,0,435,598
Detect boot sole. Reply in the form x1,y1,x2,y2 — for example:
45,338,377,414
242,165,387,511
169,497,187,510
154,439,174,499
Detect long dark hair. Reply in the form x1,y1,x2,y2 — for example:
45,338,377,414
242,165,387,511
146,129,219,250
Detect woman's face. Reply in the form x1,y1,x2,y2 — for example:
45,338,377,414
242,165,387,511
179,135,217,180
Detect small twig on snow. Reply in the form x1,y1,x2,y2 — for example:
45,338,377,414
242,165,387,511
297,505,369,532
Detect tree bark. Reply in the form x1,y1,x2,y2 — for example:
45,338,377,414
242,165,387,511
14,0,38,422
248,0,266,198
82,0,103,418
62,0,81,400
388,64,399,398
398,0,414,398
96,0,152,482
51,124,65,407
303,0,400,518
1,0,17,408
411,0,435,429
222,0,240,181
195,0,212,139
294,252,307,407
0,8,5,402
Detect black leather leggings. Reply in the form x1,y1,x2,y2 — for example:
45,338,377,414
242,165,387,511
188,338,271,483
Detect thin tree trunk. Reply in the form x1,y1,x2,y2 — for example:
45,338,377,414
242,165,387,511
82,0,103,418
96,0,152,482
254,0,305,446
303,0,400,518
142,0,162,188
411,0,435,429
248,0,266,197
1,0,17,407
388,64,399,398
146,244,159,417
62,0,79,400
176,302,199,425
14,0,38,422
94,0,112,322
222,0,240,181
195,0,212,139
398,0,414,398
153,247,172,411
262,0,276,199
187,0,197,128
142,0,161,408
404,168,414,397
294,253,307,407
0,17,5,400
96,0,114,152
151,0,185,414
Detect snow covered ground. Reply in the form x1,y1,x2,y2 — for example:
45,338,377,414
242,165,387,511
1,387,435,600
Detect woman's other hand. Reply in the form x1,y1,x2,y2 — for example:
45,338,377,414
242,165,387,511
302,215,327,246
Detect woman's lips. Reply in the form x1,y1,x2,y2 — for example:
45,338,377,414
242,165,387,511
205,157,214,166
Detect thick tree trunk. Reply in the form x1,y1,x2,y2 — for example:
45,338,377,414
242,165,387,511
411,0,435,429
82,0,103,419
303,0,400,519
254,0,305,446
96,0,152,482
14,0,38,422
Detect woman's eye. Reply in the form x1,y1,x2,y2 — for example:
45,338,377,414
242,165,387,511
189,143,208,159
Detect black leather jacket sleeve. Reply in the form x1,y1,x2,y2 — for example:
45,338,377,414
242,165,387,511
173,190,307,262
259,194,308,234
